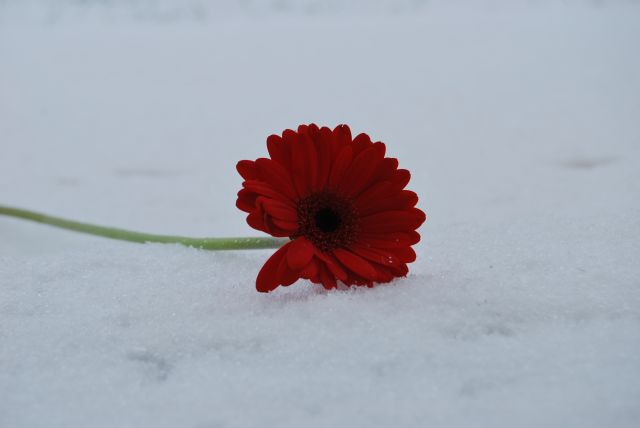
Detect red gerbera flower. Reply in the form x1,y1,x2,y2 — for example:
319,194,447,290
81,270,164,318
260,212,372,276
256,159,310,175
236,124,426,292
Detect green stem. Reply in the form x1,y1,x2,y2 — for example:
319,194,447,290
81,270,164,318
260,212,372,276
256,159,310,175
0,205,287,250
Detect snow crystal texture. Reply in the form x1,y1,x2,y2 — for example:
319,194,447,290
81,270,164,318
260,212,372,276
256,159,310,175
1,1,639,427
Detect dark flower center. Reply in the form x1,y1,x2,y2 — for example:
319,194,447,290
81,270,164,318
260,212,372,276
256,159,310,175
314,208,341,233
294,192,358,252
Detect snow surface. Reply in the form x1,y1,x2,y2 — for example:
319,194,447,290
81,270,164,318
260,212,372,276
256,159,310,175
1,1,640,427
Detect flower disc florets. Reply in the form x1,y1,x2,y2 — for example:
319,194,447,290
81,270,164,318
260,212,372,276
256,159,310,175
293,191,359,252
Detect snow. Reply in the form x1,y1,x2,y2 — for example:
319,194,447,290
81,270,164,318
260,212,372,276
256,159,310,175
1,1,640,427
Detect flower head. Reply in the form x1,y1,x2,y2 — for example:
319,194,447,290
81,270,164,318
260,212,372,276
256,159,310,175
236,124,426,292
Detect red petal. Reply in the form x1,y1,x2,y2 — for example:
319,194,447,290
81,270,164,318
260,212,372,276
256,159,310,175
359,231,421,248
315,249,348,282
282,129,298,141
286,237,315,270
328,146,353,190
263,215,291,237
372,264,395,283
267,134,290,168
301,134,319,192
246,210,266,232
298,124,320,139
236,188,258,213
374,157,399,181
271,217,299,232
361,209,426,232
354,181,394,209
333,248,378,281
358,190,419,215
392,263,409,277
350,244,401,268
314,130,332,190
395,246,417,263
290,136,310,197
318,265,338,290
333,124,352,147
256,242,291,292
236,160,259,180
391,169,411,189
258,197,298,222
300,257,320,280
277,253,299,286
255,158,297,199
243,180,294,205
352,133,373,155
339,146,383,197
321,126,341,161
306,123,320,139
406,231,421,245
